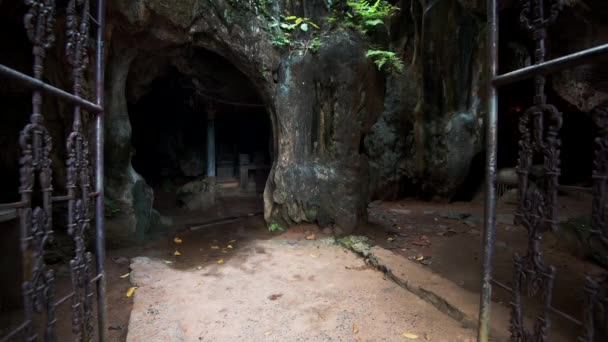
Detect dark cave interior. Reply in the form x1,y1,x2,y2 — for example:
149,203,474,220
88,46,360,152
127,65,272,213
452,7,597,202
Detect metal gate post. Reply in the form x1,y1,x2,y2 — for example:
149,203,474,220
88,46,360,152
94,0,108,341
0,0,108,340
477,0,499,341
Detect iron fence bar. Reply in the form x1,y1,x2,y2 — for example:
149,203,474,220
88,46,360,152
490,279,583,326
55,292,75,307
94,0,108,341
0,64,103,113
0,201,27,210
493,43,608,87
90,273,103,283
0,322,30,342
477,0,499,341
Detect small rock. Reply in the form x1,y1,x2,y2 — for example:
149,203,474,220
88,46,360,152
390,208,412,215
268,294,283,301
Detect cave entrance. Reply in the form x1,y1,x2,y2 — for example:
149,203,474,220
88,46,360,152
127,54,272,220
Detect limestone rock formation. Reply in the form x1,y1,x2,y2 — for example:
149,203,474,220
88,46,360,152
176,178,217,212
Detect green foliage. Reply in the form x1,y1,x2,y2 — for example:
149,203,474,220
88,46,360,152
329,0,399,34
268,222,285,232
366,49,404,74
268,16,323,54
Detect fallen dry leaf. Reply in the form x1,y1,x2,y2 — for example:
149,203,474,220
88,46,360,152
268,294,283,300
264,330,272,336
217,259,224,264
229,239,237,243
353,324,359,334
197,266,203,270
163,260,173,264
402,332,419,339
227,245,233,249
306,234,316,240
416,255,424,261
126,287,138,298
119,273,130,279
387,237,395,242
174,250,181,256
173,237,183,244
211,246,220,250
310,254,318,258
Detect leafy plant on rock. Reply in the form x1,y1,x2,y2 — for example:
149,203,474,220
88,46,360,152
366,49,404,74
269,15,323,55
330,0,399,34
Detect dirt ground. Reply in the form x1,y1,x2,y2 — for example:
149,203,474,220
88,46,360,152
125,224,475,342
2,192,602,341
360,192,607,340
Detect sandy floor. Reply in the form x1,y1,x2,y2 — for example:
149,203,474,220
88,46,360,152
361,194,606,340
125,233,475,342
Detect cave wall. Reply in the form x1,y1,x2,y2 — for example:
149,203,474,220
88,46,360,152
2,0,606,238
366,0,487,200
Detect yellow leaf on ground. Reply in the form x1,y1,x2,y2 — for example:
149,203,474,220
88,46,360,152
211,246,220,250
119,273,130,279
353,324,359,334
217,259,224,264
174,250,181,256
402,332,419,339
227,245,233,249
173,237,183,244
310,254,318,258
264,330,272,336
387,237,395,241
416,255,424,261
229,239,237,243
126,287,138,298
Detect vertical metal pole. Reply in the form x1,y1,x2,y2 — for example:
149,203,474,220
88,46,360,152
478,0,498,341
207,111,216,178
94,0,107,341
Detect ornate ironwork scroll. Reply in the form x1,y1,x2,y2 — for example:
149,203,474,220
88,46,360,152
0,0,107,340
19,0,58,340
66,0,95,340
578,104,608,342
511,0,562,340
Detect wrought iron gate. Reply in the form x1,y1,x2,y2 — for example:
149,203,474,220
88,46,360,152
479,0,608,341
0,0,107,341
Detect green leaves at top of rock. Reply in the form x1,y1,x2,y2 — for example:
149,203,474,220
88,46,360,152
366,49,404,75
268,15,323,55
330,0,399,34
282,16,320,32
